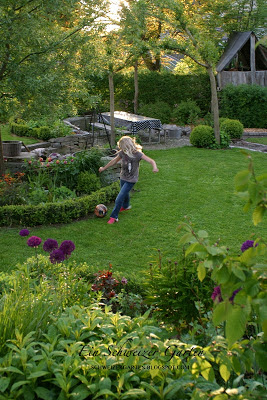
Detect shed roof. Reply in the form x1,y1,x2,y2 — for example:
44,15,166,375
216,31,253,72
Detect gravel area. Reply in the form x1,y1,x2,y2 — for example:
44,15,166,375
142,136,267,153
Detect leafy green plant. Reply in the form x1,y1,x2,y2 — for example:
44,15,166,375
112,289,149,318
190,125,215,148
144,251,213,330
171,100,201,125
220,118,244,140
234,152,267,225
76,171,101,195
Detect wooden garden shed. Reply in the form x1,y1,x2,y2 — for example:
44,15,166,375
216,31,267,89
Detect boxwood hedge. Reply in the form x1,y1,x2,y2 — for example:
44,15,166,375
0,181,119,227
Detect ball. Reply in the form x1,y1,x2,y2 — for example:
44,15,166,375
94,204,107,218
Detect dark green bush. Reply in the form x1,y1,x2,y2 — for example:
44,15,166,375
219,84,267,128
144,252,213,328
0,181,119,226
220,118,244,140
138,101,172,124
76,171,101,195
88,70,211,115
10,123,32,137
190,125,215,148
171,100,201,125
37,126,51,140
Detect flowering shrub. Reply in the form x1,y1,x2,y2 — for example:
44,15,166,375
0,172,26,206
91,267,119,301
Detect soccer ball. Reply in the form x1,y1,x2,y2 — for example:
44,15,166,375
94,204,107,218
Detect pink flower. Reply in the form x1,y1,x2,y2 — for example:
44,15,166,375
28,161,32,165
70,159,74,162
47,157,52,162
56,160,60,164
46,163,50,167
64,161,67,164
39,158,43,162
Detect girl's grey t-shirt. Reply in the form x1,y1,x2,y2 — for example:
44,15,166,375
118,150,143,183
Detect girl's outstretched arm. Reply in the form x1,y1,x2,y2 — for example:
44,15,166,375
99,154,121,173
141,153,159,173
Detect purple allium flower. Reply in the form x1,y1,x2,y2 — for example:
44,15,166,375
241,240,258,253
59,240,75,256
49,249,65,264
19,229,30,237
229,288,241,303
211,286,222,303
43,239,58,253
121,277,128,285
27,236,42,248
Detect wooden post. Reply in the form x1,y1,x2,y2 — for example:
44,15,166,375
109,71,115,148
0,126,5,176
134,61,139,114
250,33,256,84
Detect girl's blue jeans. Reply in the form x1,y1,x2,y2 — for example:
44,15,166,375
110,179,135,219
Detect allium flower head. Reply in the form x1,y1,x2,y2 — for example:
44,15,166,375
49,249,65,264
211,286,222,303
59,240,75,256
19,229,30,237
121,277,128,285
241,240,258,252
27,236,42,248
43,238,58,253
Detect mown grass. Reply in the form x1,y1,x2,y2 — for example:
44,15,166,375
0,146,266,280
245,137,267,145
1,124,39,145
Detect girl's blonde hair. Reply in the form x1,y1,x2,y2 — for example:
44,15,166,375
117,136,142,157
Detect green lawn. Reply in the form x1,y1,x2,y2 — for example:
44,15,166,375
1,124,40,145
0,146,266,279
245,137,267,145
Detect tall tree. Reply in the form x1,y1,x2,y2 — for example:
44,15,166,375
0,0,107,173
149,0,265,144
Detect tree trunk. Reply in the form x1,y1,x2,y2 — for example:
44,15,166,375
207,66,220,144
108,71,115,147
0,127,5,176
134,61,139,114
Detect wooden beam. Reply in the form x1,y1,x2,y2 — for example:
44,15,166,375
250,34,256,84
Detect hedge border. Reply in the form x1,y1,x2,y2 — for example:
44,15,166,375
0,181,119,227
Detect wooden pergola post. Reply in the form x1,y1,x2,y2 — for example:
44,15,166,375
250,33,256,84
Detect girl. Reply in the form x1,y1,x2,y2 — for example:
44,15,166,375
99,136,159,224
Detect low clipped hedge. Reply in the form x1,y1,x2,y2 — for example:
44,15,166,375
0,181,119,227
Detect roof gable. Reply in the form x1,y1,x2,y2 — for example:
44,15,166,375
216,31,253,72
